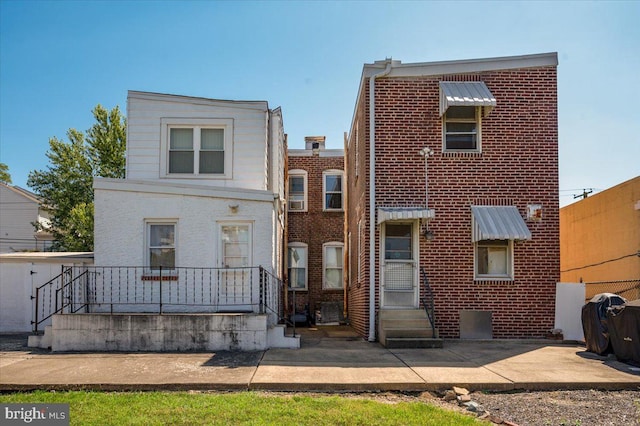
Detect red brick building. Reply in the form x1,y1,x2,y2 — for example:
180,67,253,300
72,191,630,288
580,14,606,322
287,136,345,324
345,53,560,344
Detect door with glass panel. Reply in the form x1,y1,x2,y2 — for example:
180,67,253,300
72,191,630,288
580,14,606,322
381,223,418,308
219,224,252,311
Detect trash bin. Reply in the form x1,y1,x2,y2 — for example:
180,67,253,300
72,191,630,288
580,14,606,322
607,299,640,365
581,293,627,355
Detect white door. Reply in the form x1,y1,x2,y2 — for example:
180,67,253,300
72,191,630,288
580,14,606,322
381,222,419,308
218,224,253,311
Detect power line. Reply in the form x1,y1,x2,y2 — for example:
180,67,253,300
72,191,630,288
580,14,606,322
561,251,640,273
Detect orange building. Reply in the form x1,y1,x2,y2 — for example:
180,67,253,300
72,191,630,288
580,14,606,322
560,176,640,299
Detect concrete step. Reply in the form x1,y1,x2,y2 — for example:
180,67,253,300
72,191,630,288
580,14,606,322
267,324,300,349
383,327,435,338
384,337,444,349
381,318,432,329
379,309,429,320
27,325,52,349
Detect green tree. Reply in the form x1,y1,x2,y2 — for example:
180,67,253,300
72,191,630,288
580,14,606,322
0,162,11,184
28,105,126,251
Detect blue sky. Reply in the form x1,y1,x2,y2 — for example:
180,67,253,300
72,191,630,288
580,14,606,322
1,0,638,206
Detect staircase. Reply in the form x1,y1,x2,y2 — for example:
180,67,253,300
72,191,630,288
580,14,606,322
378,309,443,348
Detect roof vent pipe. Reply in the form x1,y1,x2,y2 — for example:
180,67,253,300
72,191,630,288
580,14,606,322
368,59,393,342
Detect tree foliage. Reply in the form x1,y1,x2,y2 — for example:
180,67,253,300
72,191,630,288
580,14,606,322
0,162,11,184
27,105,126,251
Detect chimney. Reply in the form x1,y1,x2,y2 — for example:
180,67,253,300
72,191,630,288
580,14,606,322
305,136,326,152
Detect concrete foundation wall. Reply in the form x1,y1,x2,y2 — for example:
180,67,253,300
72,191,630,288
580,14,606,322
51,314,269,352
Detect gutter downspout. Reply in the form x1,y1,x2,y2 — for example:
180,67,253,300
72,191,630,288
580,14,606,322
368,60,393,342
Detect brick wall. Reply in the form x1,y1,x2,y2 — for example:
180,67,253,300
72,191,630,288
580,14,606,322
347,65,560,339
287,153,345,319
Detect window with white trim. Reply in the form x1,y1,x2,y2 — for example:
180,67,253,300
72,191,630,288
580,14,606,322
220,224,251,268
475,240,513,280
323,242,344,290
288,170,307,212
160,118,233,179
323,170,344,211
146,222,176,270
288,243,308,290
443,106,481,152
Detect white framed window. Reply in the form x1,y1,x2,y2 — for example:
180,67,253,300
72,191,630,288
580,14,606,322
323,242,344,290
475,240,513,280
288,243,308,290
443,106,481,152
288,169,307,212
146,221,176,271
323,169,344,211
160,118,233,179
219,223,252,268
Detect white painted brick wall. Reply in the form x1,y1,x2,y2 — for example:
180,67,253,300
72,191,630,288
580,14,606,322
94,187,276,270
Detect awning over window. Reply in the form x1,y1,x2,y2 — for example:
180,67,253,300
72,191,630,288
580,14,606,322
439,81,496,117
377,207,435,225
471,206,531,242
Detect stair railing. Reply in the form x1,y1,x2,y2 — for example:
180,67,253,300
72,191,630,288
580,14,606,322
419,267,436,338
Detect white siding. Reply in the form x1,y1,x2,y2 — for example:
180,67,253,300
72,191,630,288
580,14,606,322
0,185,51,253
126,92,270,191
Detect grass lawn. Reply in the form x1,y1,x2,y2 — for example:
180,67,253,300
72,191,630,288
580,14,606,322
0,391,480,425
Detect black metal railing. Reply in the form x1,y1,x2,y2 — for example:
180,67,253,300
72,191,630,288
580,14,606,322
420,267,436,338
32,265,285,333
584,279,640,304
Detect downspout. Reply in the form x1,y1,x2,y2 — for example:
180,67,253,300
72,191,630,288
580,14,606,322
343,131,349,320
368,60,393,342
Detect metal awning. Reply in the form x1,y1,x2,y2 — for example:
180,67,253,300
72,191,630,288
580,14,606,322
377,207,435,225
471,206,531,242
439,81,496,117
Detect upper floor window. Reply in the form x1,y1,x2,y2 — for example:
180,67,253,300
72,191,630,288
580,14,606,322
169,127,224,174
444,106,480,152
146,222,176,271
323,170,344,211
288,170,307,212
160,118,233,179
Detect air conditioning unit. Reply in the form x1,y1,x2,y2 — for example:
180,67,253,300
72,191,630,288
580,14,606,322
289,200,304,210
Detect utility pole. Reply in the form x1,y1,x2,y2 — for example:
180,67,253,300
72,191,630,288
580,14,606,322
573,188,593,200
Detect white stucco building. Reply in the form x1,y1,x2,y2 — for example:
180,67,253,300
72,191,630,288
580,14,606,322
95,91,286,274
31,91,297,351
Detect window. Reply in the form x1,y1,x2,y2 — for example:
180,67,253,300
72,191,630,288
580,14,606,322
384,224,412,260
323,170,344,211
475,240,512,279
169,127,224,174
288,243,308,290
147,222,176,270
444,106,480,151
323,242,344,290
288,170,307,212
160,118,233,179
220,224,251,268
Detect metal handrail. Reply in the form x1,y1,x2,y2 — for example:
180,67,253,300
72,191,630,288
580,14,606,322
32,265,288,333
31,266,87,333
419,267,436,338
